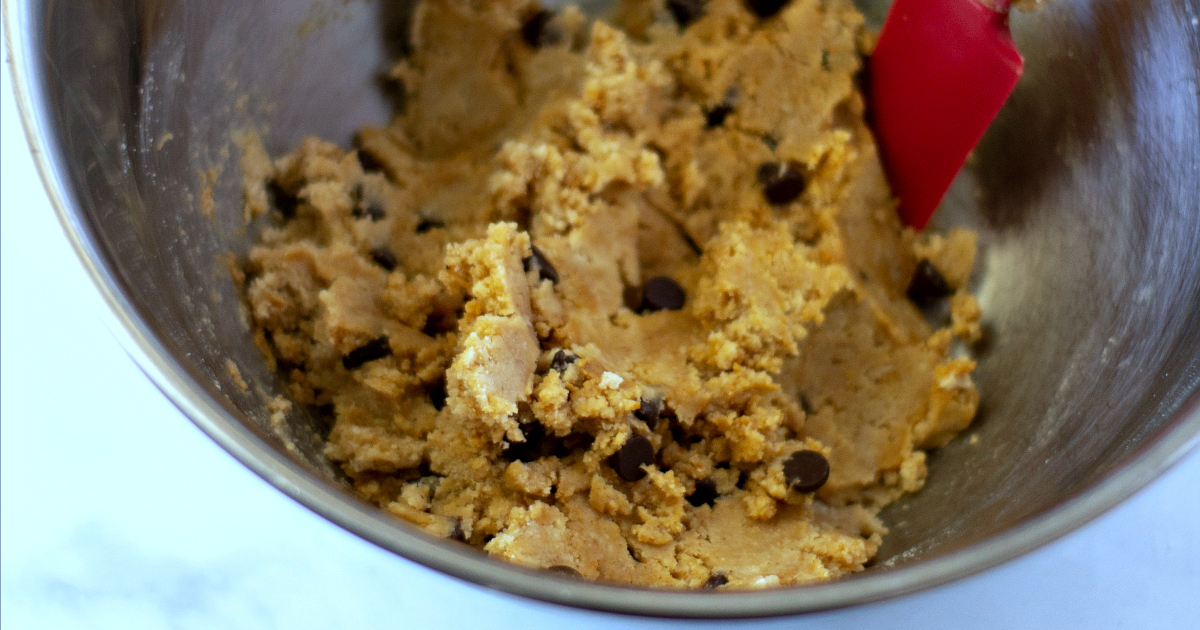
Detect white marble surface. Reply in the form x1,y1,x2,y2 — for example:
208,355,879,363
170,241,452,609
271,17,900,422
3,61,1199,630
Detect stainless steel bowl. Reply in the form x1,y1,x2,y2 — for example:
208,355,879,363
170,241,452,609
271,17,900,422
6,0,1200,617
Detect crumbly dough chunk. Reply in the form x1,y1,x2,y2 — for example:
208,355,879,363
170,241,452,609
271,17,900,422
240,0,982,588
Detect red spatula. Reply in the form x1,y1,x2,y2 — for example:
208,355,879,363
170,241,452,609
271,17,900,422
869,0,1024,229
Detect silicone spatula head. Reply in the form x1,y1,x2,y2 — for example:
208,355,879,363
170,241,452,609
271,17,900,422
869,0,1024,229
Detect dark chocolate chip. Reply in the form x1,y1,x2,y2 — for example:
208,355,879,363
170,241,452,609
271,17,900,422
550,349,576,373
546,565,581,577
906,259,953,306
267,181,298,219
761,134,780,150
666,0,705,28
704,572,729,589
799,393,812,415
783,449,830,493
640,276,686,312
704,103,733,128
744,0,791,19
635,395,663,429
757,161,807,205
353,203,386,222
523,245,559,284
427,379,447,410
415,217,444,233
610,435,654,482
370,247,398,271
521,10,560,48
449,519,467,542
356,150,385,173
342,337,392,370
687,478,719,507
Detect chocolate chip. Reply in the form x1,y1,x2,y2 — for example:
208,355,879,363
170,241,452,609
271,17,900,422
523,245,559,284
342,337,392,370
687,478,719,507
799,393,812,415
906,259,953,306
635,395,663,429
353,202,386,222
415,217,444,233
356,150,384,173
783,449,830,493
427,378,447,410
546,565,581,577
744,0,791,19
610,435,654,482
704,572,729,589
521,10,560,48
370,247,398,271
821,49,831,72
704,103,733,128
666,0,705,28
757,161,807,205
640,276,686,312
761,134,779,150
550,349,576,373
267,181,298,219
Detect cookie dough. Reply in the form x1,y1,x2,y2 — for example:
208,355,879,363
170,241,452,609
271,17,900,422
240,0,983,588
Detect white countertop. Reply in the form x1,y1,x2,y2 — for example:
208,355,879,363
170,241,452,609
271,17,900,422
3,64,1198,630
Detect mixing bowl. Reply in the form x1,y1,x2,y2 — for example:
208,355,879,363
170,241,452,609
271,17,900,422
5,0,1199,617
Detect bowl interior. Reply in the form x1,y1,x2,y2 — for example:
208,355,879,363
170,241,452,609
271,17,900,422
14,0,1200,617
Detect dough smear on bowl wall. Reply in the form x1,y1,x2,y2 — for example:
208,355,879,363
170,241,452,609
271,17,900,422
238,0,988,588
